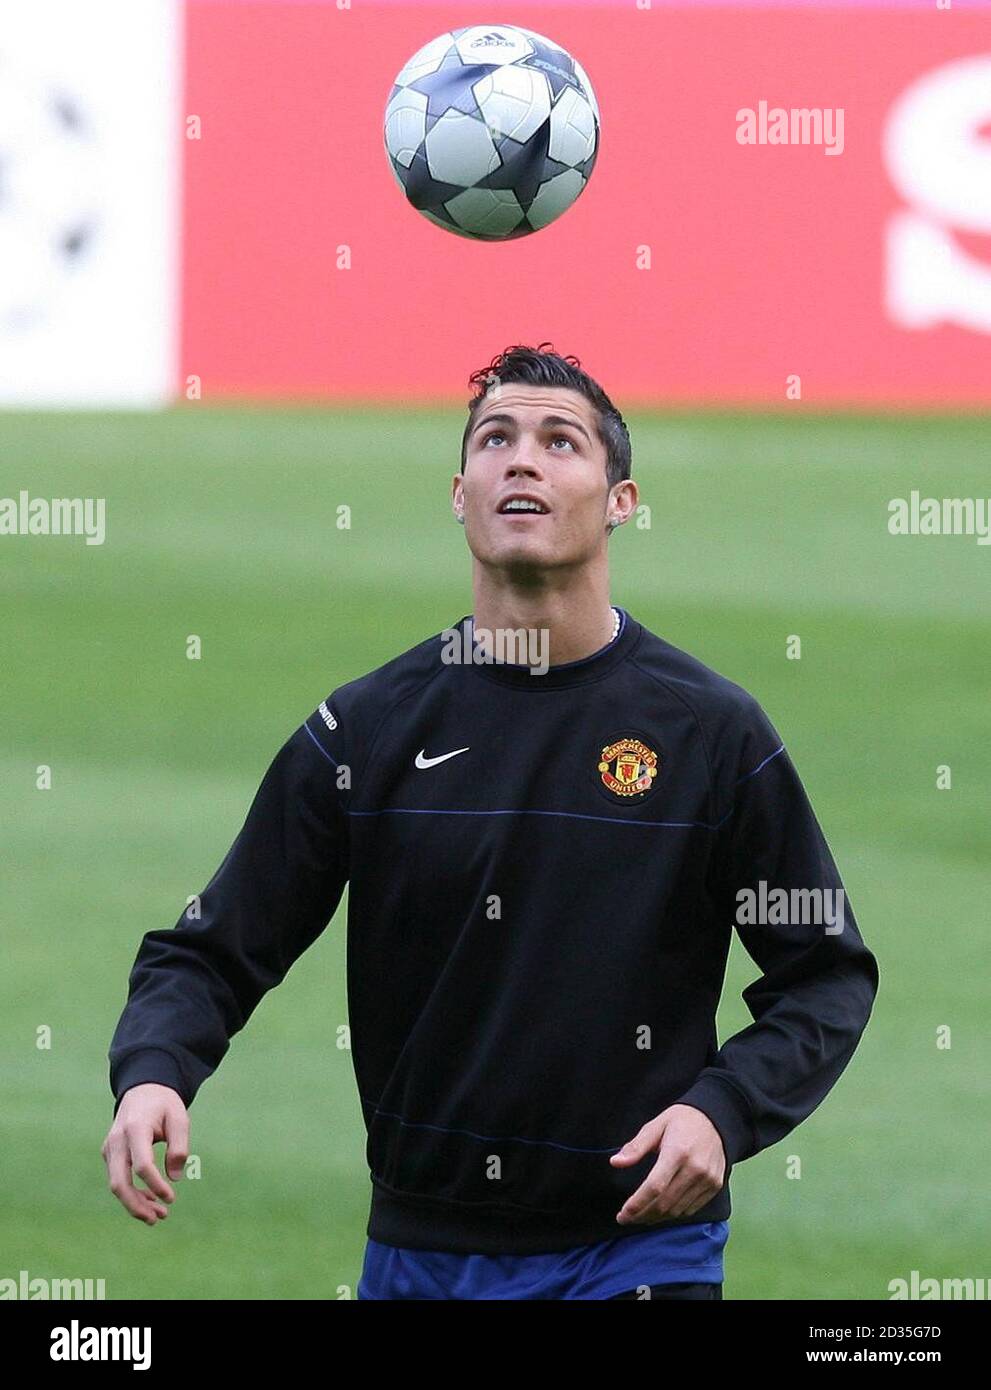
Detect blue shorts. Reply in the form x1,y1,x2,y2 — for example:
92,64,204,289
357,1221,728,1300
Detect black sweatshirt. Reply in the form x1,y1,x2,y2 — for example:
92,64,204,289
108,610,879,1254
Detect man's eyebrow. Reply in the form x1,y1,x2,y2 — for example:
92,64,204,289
471,412,592,443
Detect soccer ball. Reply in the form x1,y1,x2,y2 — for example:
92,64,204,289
383,24,600,241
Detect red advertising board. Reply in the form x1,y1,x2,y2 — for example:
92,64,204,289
181,2,991,404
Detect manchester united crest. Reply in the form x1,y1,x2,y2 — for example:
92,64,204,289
598,737,660,798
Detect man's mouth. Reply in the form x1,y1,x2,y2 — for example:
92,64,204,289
498,495,550,515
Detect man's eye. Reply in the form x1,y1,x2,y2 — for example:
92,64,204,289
480,430,574,449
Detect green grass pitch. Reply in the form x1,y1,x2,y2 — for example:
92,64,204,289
2,405,988,1299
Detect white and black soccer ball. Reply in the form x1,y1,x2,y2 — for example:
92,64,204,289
383,24,600,241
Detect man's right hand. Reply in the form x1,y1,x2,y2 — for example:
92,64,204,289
102,1083,189,1225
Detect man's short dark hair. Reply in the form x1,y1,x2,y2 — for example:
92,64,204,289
460,342,632,489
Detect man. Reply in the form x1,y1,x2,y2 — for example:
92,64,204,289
104,343,879,1301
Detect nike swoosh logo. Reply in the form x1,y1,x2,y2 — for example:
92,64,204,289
414,746,470,769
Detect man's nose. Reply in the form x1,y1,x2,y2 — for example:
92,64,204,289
506,443,543,476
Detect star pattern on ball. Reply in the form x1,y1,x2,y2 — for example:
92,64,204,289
384,25,600,240
476,122,577,211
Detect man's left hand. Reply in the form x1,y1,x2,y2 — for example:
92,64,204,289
610,1104,727,1225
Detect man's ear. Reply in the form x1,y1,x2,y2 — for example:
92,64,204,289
606,479,638,530
452,474,466,524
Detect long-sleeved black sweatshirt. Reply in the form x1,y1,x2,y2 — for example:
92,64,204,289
108,609,879,1254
